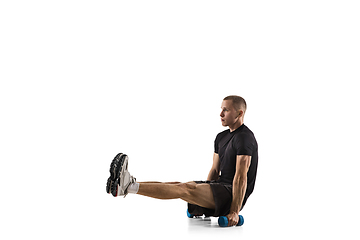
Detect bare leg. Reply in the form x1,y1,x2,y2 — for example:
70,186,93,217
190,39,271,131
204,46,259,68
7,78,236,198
138,181,181,184
136,181,215,209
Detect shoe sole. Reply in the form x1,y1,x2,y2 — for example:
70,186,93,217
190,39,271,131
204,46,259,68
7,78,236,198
106,153,128,194
111,156,129,197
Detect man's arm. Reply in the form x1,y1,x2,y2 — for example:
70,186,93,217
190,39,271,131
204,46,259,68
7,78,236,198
207,153,220,181
227,155,251,226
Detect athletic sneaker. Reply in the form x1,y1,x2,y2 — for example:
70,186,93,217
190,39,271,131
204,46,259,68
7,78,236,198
106,153,136,197
106,153,123,194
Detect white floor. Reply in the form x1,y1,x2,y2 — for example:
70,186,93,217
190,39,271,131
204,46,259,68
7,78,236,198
2,151,359,240
6,189,355,240
2,139,360,240
2,147,360,240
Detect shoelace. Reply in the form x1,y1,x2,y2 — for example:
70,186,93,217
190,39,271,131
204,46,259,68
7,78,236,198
123,176,136,198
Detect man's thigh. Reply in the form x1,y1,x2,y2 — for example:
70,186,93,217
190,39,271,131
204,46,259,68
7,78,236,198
181,182,215,209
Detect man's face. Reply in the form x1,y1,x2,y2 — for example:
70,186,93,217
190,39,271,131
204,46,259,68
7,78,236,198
220,100,239,127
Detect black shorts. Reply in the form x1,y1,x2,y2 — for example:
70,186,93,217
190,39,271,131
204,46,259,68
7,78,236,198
187,180,236,217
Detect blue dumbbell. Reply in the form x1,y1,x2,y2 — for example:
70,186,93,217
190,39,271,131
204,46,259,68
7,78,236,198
187,209,194,218
218,215,244,227
187,209,204,218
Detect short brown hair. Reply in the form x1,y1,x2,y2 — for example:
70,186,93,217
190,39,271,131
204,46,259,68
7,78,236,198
223,95,247,113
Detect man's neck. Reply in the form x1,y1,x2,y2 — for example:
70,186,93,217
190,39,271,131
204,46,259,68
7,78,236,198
229,120,243,132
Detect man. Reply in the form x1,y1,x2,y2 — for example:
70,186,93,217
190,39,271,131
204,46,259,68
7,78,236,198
106,95,258,226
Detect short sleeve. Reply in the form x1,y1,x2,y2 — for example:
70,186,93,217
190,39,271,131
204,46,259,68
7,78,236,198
235,134,254,156
214,134,220,153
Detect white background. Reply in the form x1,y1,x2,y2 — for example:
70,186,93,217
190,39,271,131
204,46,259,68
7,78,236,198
1,1,359,239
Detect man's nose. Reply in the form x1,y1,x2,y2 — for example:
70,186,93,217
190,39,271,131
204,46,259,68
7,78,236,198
220,111,224,117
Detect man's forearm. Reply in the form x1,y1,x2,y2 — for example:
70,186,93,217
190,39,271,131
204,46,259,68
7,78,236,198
230,176,247,214
207,169,219,181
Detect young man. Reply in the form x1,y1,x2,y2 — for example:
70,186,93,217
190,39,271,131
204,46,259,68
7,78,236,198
106,95,258,226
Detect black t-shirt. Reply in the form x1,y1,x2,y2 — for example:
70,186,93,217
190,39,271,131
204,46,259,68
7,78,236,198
214,124,258,202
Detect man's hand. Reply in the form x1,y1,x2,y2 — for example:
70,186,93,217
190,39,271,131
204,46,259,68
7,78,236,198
225,212,239,226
